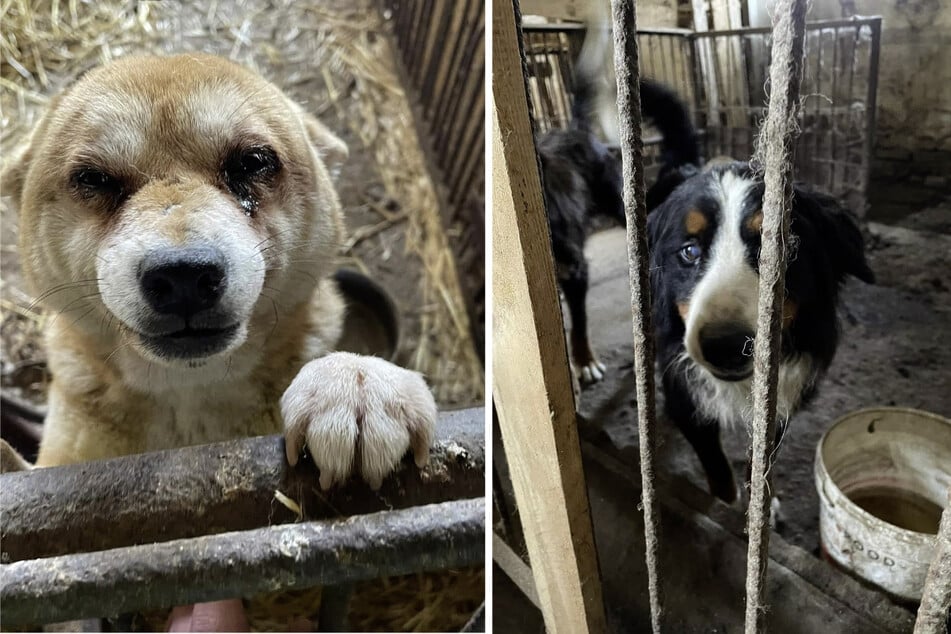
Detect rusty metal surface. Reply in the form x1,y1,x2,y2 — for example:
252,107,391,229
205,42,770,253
1,498,485,627
0,407,484,563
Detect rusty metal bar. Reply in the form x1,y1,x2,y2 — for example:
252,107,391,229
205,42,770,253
0,407,484,563
1,498,485,627
861,18,882,215
692,16,882,39
316,583,354,633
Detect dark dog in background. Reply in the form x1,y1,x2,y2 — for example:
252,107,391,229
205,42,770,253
537,74,700,383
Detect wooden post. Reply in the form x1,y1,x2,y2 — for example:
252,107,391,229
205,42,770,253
691,0,721,126
491,0,607,632
710,0,748,129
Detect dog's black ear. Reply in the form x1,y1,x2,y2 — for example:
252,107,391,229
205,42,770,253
793,185,875,284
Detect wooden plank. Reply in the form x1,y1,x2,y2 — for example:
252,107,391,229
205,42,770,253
492,533,541,608
691,0,721,125
710,0,748,128
519,0,585,21
491,1,606,632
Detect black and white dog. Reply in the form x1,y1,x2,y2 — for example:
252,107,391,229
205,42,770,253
648,164,875,501
537,73,698,383
577,25,876,502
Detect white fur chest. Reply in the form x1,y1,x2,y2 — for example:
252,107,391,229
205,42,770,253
679,353,819,430
143,381,281,451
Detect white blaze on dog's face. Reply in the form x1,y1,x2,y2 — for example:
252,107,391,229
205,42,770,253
679,169,761,380
6,54,347,371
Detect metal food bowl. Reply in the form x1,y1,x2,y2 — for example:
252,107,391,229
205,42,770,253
815,407,951,602
332,268,401,362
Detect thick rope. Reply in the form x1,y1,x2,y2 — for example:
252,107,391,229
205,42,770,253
913,488,951,633
744,0,807,632
610,2,663,632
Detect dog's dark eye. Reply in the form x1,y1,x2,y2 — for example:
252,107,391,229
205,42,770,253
237,150,272,177
679,241,703,265
71,168,122,198
222,146,281,216
225,146,280,181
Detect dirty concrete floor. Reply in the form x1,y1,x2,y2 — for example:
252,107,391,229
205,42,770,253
573,196,951,555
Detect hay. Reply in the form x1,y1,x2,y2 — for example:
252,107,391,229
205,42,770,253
0,0,483,630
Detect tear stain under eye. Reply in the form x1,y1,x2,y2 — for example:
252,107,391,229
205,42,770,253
239,197,258,215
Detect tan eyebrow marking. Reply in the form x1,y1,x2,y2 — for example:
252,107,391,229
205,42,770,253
685,209,707,235
746,209,763,233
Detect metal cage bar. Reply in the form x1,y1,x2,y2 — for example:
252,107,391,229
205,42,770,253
521,16,882,216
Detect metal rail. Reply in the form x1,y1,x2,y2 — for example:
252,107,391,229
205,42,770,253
1,498,485,627
1,407,484,562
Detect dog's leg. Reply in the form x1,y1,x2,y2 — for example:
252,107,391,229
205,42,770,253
282,352,437,490
561,261,605,384
678,418,737,503
663,371,737,502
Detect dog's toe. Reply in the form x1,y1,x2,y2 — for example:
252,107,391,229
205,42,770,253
281,352,436,490
580,359,607,384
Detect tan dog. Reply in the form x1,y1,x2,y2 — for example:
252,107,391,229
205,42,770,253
1,53,436,491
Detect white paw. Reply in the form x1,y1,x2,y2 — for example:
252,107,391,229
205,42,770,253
579,359,607,384
281,352,437,490
769,495,784,530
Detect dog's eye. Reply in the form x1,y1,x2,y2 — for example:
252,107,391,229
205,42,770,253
225,146,280,181
222,146,281,216
679,241,703,265
238,150,271,176
72,168,121,197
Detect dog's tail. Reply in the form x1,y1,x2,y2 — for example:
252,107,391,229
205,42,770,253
639,78,701,170
574,18,700,171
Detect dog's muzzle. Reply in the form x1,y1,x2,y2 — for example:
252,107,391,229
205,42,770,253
136,246,238,359
698,323,755,381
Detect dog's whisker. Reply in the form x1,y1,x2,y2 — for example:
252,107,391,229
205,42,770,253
68,306,97,329
29,279,102,311
44,293,103,328
103,340,136,365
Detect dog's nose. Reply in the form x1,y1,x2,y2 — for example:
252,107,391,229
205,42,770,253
140,247,227,318
698,324,755,379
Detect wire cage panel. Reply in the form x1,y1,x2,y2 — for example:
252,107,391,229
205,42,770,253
385,0,487,352
522,17,881,215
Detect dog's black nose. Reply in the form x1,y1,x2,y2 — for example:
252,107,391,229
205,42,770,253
699,324,755,379
140,247,227,318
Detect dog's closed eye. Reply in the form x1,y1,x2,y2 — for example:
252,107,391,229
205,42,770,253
70,166,126,205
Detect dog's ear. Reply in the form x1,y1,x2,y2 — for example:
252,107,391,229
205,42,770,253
1,141,32,204
295,105,348,167
1,93,66,205
793,185,875,284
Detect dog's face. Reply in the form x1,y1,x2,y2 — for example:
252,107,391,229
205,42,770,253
648,162,875,380
4,54,347,368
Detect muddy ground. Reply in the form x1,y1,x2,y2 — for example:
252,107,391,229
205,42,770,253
574,196,951,555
